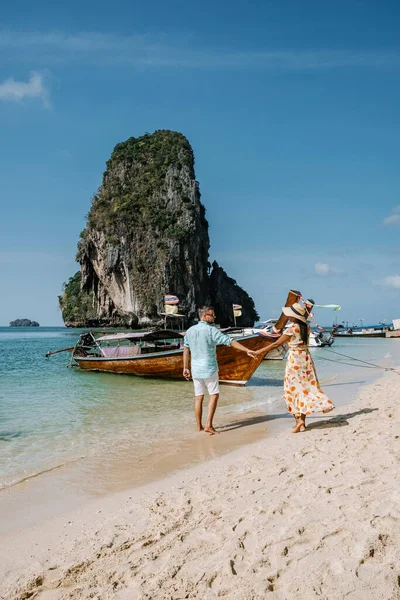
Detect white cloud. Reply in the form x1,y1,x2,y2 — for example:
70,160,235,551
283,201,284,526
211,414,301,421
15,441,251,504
0,72,50,107
315,263,330,276
1,31,400,70
375,275,400,289
314,262,343,276
383,205,400,227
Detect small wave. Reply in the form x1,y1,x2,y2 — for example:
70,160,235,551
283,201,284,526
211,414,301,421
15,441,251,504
227,395,283,414
0,431,25,442
0,455,86,492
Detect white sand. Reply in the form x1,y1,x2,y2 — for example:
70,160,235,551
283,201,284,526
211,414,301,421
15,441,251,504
1,371,400,600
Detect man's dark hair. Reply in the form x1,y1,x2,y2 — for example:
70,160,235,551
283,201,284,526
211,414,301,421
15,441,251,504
198,306,215,318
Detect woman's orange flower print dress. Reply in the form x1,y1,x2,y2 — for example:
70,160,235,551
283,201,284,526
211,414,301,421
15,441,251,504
283,326,334,416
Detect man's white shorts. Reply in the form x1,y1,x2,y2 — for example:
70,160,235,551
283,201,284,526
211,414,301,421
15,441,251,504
193,371,219,396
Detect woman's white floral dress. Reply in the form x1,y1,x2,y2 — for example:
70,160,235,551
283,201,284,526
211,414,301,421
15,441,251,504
283,325,335,416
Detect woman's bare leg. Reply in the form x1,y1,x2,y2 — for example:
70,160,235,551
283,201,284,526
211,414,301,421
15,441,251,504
292,413,306,433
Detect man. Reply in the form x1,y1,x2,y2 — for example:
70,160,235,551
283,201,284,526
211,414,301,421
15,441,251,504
183,306,257,435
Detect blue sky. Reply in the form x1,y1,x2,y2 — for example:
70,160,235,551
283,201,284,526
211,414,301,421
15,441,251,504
0,0,399,326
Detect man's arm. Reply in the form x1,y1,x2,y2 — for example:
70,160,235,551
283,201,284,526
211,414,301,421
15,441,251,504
231,339,258,359
183,346,191,379
211,328,258,359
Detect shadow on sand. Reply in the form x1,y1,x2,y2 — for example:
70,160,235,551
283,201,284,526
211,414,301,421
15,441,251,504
220,412,291,432
305,407,379,430
219,407,379,433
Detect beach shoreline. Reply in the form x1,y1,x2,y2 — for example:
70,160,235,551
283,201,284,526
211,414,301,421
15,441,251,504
2,366,400,599
0,360,376,538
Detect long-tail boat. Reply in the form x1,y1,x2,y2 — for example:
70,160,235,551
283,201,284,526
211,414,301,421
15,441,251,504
47,290,300,386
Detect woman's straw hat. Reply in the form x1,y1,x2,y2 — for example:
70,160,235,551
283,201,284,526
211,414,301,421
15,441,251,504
282,302,308,324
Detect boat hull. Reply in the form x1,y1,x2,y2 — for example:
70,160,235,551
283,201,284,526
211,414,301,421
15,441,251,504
333,331,385,338
74,334,272,386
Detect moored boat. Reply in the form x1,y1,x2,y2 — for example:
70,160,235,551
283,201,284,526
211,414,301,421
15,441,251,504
309,330,335,347
72,329,277,385
47,290,301,385
332,326,386,338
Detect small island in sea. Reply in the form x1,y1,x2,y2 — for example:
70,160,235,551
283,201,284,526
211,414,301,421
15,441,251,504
59,130,258,329
9,319,40,327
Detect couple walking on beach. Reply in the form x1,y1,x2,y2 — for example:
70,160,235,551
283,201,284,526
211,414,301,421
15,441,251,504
183,303,334,434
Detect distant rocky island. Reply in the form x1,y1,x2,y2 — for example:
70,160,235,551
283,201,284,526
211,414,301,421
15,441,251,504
59,130,258,328
9,319,40,327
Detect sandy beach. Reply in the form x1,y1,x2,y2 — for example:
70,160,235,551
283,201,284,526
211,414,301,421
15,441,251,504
1,368,400,600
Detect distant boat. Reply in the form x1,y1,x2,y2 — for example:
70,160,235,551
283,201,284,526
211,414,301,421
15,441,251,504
309,330,335,347
332,325,386,338
47,290,301,385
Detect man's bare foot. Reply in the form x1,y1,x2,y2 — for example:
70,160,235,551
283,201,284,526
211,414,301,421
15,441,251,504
322,406,335,414
197,425,204,432
204,426,219,435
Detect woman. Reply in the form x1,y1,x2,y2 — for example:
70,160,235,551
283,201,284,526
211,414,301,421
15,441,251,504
255,302,335,433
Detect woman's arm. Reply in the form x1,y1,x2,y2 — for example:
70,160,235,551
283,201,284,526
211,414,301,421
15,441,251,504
254,334,290,356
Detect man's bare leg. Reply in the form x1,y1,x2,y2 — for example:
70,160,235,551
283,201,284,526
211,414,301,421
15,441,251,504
195,395,204,431
205,393,219,434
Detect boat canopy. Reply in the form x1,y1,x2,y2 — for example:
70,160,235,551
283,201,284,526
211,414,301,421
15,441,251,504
220,327,245,334
95,329,184,343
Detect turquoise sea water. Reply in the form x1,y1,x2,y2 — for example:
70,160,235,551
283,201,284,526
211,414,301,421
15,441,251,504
1,326,399,489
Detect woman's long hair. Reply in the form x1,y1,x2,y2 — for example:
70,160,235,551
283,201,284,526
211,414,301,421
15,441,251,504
296,319,309,345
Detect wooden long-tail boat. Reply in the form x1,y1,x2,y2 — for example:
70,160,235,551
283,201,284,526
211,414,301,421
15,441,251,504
48,290,300,386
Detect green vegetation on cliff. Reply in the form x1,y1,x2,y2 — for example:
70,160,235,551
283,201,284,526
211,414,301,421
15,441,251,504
59,272,97,324
80,130,199,247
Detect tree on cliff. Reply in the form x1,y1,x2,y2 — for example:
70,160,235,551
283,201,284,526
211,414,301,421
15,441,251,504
59,272,99,325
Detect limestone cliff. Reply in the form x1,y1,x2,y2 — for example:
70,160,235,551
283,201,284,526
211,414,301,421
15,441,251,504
209,261,259,326
60,130,258,328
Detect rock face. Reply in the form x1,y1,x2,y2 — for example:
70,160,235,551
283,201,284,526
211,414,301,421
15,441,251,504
9,319,40,327
209,261,258,327
60,130,258,328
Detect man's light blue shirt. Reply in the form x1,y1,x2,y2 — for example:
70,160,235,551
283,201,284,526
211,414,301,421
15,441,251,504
184,321,232,379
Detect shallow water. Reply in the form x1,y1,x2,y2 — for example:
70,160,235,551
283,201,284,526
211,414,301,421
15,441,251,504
1,326,399,489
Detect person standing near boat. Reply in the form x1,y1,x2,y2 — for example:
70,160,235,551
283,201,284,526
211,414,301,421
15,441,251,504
183,306,257,435
254,303,335,433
